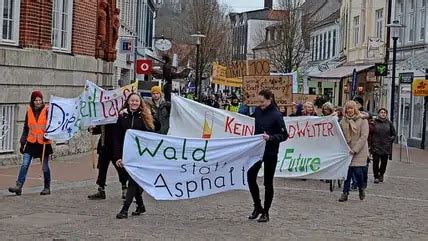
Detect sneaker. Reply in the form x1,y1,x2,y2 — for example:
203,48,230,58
379,176,384,183
40,187,51,195
116,211,128,219
359,189,366,200
131,205,146,216
338,192,348,202
88,187,106,200
374,178,380,184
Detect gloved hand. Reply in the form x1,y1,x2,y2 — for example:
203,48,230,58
19,145,24,154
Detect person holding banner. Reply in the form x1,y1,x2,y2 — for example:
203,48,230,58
247,89,288,223
146,86,171,134
338,100,369,202
87,124,128,200
8,91,53,196
114,93,155,219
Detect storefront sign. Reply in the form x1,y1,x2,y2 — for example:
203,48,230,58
400,72,414,84
412,79,428,96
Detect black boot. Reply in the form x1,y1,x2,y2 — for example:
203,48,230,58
40,187,51,195
338,192,349,202
116,211,128,219
359,188,366,200
248,205,263,220
88,187,106,200
8,181,23,196
379,175,384,183
257,211,269,223
131,205,146,216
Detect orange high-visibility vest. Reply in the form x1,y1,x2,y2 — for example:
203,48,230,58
26,105,51,144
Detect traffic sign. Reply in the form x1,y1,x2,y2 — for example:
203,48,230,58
135,59,153,75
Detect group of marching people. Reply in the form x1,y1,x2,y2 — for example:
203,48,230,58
8,86,171,219
7,87,395,222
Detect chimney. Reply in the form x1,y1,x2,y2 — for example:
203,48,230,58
265,0,273,9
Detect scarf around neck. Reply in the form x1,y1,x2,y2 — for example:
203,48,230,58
342,114,361,143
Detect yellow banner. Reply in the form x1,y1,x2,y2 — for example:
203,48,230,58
212,63,242,87
412,79,428,96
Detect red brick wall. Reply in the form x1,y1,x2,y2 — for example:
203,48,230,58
72,0,97,56
19,0,52,49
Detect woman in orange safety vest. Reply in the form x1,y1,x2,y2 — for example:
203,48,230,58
8,91,53,196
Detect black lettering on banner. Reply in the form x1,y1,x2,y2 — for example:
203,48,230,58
229,167,235,186
201,176,212,191
186,181,198,198
164,147,178,160
180,164,187,173
136,137,163,157
214,176,225,188
192,140,208,162
175,182,184,198
154,173,172,197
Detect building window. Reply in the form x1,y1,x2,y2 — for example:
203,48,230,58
319,34,322,60
0,0,20,44
327,31,331,59
52,0,73,51
409,0,414,10
332,30,336,56
375,9,384,39
270,29,275,41
311,37,315,61
353,16,360,46
408,13,414,41
420,10,425,40
315,35,318,60
309,87,317,95
411,96,424,139
323,32,327,59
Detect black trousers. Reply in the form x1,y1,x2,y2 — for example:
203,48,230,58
121,178,144,213
247,153,278,213
372,154,389,179
96,152,128,188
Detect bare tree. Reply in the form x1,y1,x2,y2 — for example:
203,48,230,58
255,0,312,73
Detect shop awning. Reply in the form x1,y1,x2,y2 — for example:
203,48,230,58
308,65,374,80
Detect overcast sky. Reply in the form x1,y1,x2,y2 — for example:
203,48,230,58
219,0,265,12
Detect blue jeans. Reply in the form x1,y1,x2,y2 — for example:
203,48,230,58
351,163,369,189
343,166,365,193
17,153,51,187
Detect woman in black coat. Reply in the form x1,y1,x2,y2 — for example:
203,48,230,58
370,108,395,183
114,93,155,219
247,89,288,223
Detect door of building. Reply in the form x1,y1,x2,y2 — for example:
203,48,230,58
398,85,411,139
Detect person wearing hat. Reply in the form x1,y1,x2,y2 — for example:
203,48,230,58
146,85,171,134
226,94,240,113
8,91,53,196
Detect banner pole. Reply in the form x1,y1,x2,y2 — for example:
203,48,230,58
41,143,46,173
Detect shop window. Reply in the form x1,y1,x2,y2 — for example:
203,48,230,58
411,96,424,139
309,87,317,95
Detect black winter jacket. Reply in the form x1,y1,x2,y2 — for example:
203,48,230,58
370,118,396,155
253,104,288,155
113,109,153,160
146,98,170,134
91,124,116,156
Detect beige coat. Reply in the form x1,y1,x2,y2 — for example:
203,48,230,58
340,115,369,167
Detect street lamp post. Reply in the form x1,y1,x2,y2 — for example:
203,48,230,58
191,32,206,101
386,20,405,126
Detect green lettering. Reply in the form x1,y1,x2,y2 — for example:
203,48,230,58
283,148,295,172
192,140,208,162
310,158,321,172
163,147,178,160
136,137,163,157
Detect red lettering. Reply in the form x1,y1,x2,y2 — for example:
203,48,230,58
296,122,306,137
328,122,334,136
233,123,242,135
245,125,255,136
225,116,234,133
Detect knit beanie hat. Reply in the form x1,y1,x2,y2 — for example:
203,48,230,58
151,86,162,94
31,91,43,102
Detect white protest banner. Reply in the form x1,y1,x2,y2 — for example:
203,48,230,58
123,130,266,200
45,96,81,141
169,95,352,180
80,81,138,126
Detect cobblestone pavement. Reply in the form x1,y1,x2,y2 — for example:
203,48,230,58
0,146,427,240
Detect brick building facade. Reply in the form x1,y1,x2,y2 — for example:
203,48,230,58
0,0,117,165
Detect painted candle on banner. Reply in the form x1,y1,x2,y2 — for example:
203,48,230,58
123,130,266,200
242,75,293,106
169,96,352,179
